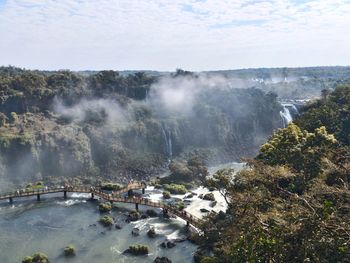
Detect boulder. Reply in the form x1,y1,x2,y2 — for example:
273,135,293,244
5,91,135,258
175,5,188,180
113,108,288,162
200,208,209,213
203,193,215,201
115,224,122,230
154,256,172,263
209,201,217,207
147,227,156,238
146,209,158,217
166,241,176,248
132,227,140,236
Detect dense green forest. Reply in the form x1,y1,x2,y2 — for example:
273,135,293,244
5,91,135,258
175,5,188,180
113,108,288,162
197,85,350,262
0,67,283,189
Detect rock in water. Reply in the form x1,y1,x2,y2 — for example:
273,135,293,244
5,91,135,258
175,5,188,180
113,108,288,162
200,208,209,213
147,227,156,238
132,227,140,236
166,241,176,248
154,256,172,263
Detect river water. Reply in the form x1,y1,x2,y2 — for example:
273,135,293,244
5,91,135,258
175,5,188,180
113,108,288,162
0,162,244,263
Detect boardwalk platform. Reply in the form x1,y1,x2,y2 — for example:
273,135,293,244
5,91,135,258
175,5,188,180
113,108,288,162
0,182,202,228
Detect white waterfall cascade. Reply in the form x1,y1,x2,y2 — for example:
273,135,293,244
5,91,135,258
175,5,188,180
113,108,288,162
161,125,173,160
280,103,298,127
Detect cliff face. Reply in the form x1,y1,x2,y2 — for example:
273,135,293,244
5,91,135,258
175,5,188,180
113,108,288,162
0,68,282,185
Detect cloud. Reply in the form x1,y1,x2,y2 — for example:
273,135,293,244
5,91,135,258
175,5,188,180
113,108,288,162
0,0,349,70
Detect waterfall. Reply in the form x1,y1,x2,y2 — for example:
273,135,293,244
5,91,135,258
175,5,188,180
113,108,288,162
280,104,293,127
291,104,299,115
161,125,173,159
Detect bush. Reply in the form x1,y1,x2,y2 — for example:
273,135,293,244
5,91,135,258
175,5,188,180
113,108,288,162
203,193,215,201
22,252,49,263
22,256,33,263
127,244,149,255
32,253,49,263
163,191,171,199
63,245,76,257
99,215,113,227
163,184,187,194
100,182,123,191
99,202,112,213
128,210,140,221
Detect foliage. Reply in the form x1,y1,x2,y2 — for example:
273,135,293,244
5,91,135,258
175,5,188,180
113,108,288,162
99,215,113,227
99,202,112,213
64,245,76,257
257,123,336,185
22,253,49,263
162,191,171,199
199,86,350,263
100,182,123,191
127,244,149,255
128,210,140,221
163,184,187,194
295,85,350,144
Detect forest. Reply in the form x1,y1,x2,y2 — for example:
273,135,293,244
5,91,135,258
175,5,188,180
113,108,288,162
0,67,283,189
196,85,350,262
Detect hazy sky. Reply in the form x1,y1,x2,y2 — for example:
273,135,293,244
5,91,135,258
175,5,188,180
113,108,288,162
0,0,350,71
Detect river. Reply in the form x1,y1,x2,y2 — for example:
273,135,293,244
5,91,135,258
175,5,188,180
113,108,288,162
0,162,244,263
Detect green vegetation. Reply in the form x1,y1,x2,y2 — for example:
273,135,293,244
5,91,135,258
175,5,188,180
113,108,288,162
166,156,209,184
197,85,350,262
163,184,187,195
128,210,140,221
126,244,149,255
100,182,123,191
22,252,49,263
162,191,171,199
64,245,76,257
99,202,112,213
0,67,284,185
99,215,113,227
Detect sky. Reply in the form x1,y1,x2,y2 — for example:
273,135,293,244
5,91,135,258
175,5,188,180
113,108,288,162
0,0,350,71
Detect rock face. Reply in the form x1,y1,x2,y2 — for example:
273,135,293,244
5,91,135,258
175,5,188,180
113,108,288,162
154,256,172,263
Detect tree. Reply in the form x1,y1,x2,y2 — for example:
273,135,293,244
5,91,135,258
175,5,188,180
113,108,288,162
205,169,234,206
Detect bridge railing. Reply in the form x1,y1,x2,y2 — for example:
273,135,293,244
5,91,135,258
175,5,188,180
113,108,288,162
0,183,203,227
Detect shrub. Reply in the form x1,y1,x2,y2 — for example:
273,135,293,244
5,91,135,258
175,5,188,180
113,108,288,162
22,252,49,263
22,256,33,263
99,202,112,213
163,191,171,199
128,210,140,221
32,253,49,263
127,244,149,255
163,184,187,194
64,245,76,257
100,182,123,191
99,215,113,227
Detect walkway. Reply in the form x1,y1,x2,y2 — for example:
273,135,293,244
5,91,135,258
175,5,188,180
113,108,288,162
0,182,203,228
